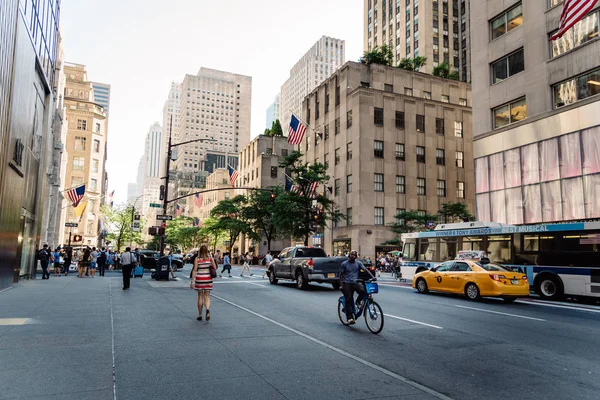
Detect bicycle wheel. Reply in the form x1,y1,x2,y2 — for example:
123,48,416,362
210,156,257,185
337,298,350,326
364,300,384,334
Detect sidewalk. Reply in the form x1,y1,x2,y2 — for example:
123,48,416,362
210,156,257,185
0,274,437,400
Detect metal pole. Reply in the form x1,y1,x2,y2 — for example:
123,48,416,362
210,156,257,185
68,229,72,248
160,116,173,256
129,203,134,248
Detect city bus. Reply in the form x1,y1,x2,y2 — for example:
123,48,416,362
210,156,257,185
400,221,600,302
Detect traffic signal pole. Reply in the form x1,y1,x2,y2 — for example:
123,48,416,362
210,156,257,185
160,116,173,256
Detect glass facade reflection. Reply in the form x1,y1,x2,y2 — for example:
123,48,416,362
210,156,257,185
476,125,600,224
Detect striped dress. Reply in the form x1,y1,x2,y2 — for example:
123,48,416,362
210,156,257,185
194,258,213,291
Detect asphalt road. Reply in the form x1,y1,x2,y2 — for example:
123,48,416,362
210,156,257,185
1,265,599,400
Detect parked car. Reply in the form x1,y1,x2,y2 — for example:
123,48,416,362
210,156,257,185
138,250,159,269
171,254,183,271
267,246,347,290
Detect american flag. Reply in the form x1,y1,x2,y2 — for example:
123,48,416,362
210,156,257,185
288,114,306,145
108,190,115,207
227,165,238,187
66,185,85,207
194,193,203,207
550,0,598,40
307,181,319,198
175,204,183,216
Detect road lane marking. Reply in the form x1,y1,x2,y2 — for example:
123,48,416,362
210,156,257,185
455,305,546,321
212,294,453,400
378,283,414,290
516,300,600,313
108,280,117,400
384,314,443,329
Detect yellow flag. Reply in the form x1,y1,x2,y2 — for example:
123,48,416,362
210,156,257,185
74,201,87,218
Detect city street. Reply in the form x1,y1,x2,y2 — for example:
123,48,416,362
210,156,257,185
1,265,599,400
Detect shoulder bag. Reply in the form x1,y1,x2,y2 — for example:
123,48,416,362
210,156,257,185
209,257,218,278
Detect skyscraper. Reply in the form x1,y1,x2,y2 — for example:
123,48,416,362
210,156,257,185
144,122,162,178
91,82,111,116
265,93,280,129
280,36,345,130
364,0,471,82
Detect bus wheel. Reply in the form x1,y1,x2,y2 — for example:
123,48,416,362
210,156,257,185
535,274,563,301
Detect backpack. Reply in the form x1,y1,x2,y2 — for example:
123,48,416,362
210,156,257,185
261,257,266,266
38,249,49,261
98,251,107,263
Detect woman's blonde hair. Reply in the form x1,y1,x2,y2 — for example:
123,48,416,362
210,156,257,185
198,245,209,259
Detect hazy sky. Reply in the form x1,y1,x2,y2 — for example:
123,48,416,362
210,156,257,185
61,0,363,203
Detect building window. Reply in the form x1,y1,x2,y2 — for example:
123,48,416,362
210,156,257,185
374,140,384,158
347,208,353,226
335,178,341,196
395,143,405,160
404,88,413,96
417,178,426,195
271,166,277,178
93,139,101,153
396,175,406,193
423,91,432,99
74,137,86,150
436,118,444,135
456,151,464,168
324,153,329,168
551,9,599,58
77,119,87,130
437,180,446,197
554,67,600,108
335,118,340,135
324,124,329,140
335,85,340,106
441,95,449,103
493,97,527,128
417,146,426,163
347,110,353,128
457,181,465,198
384,83,394,92
395,111,405,129
459,98,467,106
281,149,288,156
347,175,353,193
335,148,340,165
90,178,98,191
95,123,101,133
374,107,384,126
454,121,463,137
374,173,384,192
374,207,384,225
490,3,523,41
72,157,85,171
492,48,524,84
225,192,231,199
347,142,353,160
91,159,99,173
436,149,445,165
416,114,425,132
266,147,273,155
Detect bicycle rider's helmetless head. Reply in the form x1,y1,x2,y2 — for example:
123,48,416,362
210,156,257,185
348,250,358,261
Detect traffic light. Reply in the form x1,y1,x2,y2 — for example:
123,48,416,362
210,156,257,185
149,227,157,235
73,235,83,242
158,227,165,235
159,185,165,201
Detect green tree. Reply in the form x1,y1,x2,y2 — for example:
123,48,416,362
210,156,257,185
101,204,144,252
271,119,283,136
164,216,207,251
264,128,271,135
432,62,459,80
389,210,439,234
275,151,343,245
200,217,228,253
397,56,427,71
210,195,257,252
359,44,394,66
438,202,474,224
241,187,284,252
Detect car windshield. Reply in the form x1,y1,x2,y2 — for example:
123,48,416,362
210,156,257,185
475,262,514,272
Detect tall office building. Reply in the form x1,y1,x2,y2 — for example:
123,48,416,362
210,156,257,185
62,63,109,247
174,68,252,174
143,122,162,178
0,0,62,288
265,93,280,129
364,0,471,82
160,82,181,177
91,82,111,116
280,36,345,131
471,1,600,224
302,61,473,257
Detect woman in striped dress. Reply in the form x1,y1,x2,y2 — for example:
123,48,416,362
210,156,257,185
190,245,215,321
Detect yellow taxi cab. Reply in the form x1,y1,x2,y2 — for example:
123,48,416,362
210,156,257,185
412,252,529,303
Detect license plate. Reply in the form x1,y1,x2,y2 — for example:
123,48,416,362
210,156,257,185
328,273,335,278
511,279,519,285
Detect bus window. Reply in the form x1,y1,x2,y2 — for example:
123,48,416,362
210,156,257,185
540,235,556,251
562,233,600,252
523,235,539,252
461,236,483,251
487,236,511,263
419,239,437,261
439,239,458,261
403,240,416,261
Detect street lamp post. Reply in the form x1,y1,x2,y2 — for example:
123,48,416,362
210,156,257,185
160,116,216,255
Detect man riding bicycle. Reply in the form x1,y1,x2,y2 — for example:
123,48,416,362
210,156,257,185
339,250,376,325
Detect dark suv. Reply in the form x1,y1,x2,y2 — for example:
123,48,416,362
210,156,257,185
138,250,159,269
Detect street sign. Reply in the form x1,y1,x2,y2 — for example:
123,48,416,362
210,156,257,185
134,214,141,221
156,215,173,221
65,223,78,228
132,221,140,232
149,203,162,208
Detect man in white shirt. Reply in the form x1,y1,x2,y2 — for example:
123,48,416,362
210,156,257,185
120,247,136,290
261,252,273,279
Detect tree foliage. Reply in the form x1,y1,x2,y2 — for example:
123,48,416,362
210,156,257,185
163,216,209,251
101,204,144,252
210,195,257,251
438,202,474,224
359,45,394,66
200,217,228,253
389,210,439,235
241,187,284,252
432,62,460,80
264,119,284,137
397,56,427,72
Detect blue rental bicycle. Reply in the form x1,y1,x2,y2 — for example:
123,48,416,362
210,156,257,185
337,279,384,334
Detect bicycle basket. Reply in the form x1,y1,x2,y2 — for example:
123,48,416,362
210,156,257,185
365,282,378,294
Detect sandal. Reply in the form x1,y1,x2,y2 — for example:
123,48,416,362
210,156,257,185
205,310,210,321
196,316,202,321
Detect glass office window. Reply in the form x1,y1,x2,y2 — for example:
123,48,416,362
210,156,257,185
551,10,598,58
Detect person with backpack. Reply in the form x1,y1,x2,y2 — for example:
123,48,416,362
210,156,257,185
97,247,107,277
53,248,62,277
37,244,51,280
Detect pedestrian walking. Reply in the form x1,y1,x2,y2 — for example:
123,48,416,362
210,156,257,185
240,251,253,277
89,247,98,277
53,248,62,277
190,245,216,321
63,247,72,276
120,247,136,290
114,252,121,270
37,244,51,279
261,252,273,279
97,247,107,277
219,252,232,277
107,251,114,270
79,247,91,278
